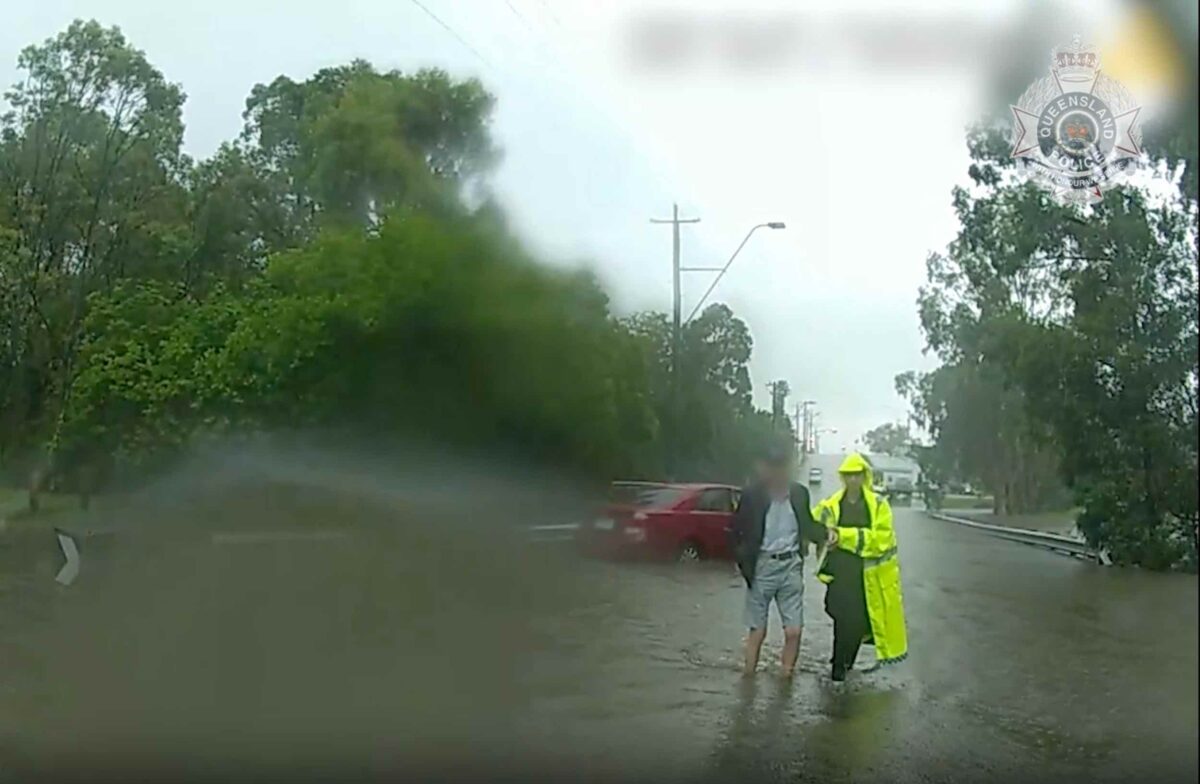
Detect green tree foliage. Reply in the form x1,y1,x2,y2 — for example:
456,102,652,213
904,125,1198,569
861,422,911,457
896,364,1066,515
1,19,776,493
61,215,663,478
623,304,776,482
238,61,498,240
995,190,1198,570
0,20,188,467
181,63,501,289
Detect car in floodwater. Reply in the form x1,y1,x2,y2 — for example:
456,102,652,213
576,482,740,563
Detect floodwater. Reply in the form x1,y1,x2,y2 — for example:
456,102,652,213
1,466,1196,783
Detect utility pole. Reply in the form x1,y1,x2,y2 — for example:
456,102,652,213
651,204,700,477
798,400,816,456
792,403,802,456
649,207,783,478
651,203,701,365
767,380,791,433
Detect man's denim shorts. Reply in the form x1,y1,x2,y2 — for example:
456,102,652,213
744,552,805,630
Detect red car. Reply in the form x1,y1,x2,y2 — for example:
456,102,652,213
576,481,741,562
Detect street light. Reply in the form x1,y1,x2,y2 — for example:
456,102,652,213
683,222,787,324
813,426,836,455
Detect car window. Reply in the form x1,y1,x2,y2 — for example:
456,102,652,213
640,487,690,508
610,485,688,509
609,482,666,505
694,488,734,513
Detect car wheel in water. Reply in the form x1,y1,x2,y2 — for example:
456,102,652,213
677,540,703,563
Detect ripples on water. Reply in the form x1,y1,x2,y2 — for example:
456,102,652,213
1,442,1196,783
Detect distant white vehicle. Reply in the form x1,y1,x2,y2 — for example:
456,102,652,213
862,453,919,503
808,467,823,485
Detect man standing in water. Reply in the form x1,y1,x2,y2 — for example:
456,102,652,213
814,453,909,681
729,443,825,677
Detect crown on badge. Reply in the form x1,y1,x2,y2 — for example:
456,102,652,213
1052,36,1100,82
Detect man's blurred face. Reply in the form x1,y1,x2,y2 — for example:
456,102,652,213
760,458,792,490
842,471,865,494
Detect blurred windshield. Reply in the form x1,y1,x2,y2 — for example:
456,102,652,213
1,2,1196,781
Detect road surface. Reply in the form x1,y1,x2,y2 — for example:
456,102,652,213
1,503,1196,782
514,506,1198,783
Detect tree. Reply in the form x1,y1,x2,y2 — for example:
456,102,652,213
904,122,1198,568
994,190,1198,569
622,304,774,482
3,20,782,506
861,422,911,457
237,62,498,241
60,211,669,481
896,364,1065,515
183,144,286,291
1,23,506,477
0,20,188,473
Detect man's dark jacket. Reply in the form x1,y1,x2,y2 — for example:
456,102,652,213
729,482,825,587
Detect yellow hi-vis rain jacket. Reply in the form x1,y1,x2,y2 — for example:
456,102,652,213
813,452,909,665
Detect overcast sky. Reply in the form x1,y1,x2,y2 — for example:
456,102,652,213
2,0,1130,450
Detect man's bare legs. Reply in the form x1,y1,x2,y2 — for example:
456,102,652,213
744,627,767,675
745,626,802,676
781,626,802,677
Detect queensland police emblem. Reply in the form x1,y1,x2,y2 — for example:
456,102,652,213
1010,36,1143,203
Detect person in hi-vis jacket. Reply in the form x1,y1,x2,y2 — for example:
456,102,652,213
812,452,909,681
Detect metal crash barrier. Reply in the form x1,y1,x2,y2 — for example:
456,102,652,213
926,512,1110,564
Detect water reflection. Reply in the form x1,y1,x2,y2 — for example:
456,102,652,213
810,686,905,775
707,672,907,781
1,447,1195,782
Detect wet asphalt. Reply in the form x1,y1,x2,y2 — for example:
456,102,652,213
515,505,1199,784
1,501,1196,783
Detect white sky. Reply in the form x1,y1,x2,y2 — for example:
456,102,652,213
1,0,1127,450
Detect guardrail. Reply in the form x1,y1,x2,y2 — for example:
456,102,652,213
927,512,1109,564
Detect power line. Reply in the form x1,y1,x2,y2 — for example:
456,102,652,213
503,0,537,36
498,0,574,78
532,0,563,28
408,0,492,67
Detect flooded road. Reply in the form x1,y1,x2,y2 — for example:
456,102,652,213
515,506,1199,783
2,497,1197,782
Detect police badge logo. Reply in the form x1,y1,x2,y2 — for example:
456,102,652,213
1011,36,1144,203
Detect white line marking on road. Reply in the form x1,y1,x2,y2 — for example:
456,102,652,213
211,531,350,545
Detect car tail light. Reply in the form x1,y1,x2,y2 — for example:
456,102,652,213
624,512,649,541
